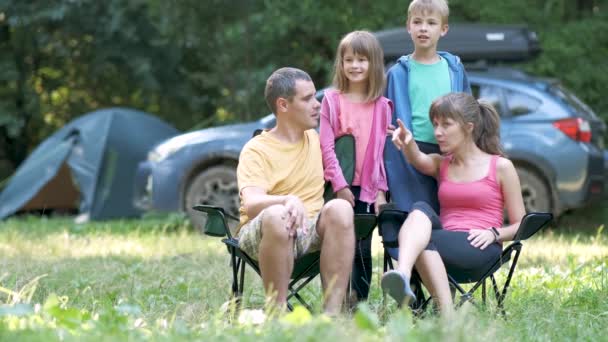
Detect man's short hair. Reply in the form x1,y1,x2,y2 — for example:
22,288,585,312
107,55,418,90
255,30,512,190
264,67,312,113
408,0,449,25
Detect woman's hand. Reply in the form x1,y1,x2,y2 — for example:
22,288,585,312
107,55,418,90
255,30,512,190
336,187,355,207
391,119,413,151
467,229,497,250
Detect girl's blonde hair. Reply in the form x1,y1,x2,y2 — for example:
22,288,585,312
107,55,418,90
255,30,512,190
429,92,504,156
332,31,386,102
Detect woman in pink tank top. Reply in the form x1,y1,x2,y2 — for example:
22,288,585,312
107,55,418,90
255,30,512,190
380,92,526,316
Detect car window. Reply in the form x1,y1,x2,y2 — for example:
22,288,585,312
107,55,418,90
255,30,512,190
473,84,506,117
505,89,541,116
548,84,598,120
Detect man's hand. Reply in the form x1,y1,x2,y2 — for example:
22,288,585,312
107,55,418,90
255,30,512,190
391,119,413,151
336,187,355,207
284,195,306,236
374,191,387,214
467,229,497,250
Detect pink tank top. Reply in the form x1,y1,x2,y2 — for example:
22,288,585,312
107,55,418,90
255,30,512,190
438,155,503,232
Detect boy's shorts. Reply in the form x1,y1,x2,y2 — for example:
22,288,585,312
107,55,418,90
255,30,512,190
237,209,322,260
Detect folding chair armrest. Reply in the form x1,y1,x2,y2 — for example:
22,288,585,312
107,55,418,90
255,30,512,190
354,213,377,240
192,205,238,238
377,207,408,239
512,212,553,242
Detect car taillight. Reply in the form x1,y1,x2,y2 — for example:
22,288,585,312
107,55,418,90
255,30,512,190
552,118,592,143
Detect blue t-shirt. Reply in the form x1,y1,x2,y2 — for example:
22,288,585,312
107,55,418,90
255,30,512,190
408,57,451,143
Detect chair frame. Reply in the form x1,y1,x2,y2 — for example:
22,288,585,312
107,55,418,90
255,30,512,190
378,209,552,315
194,204,377,311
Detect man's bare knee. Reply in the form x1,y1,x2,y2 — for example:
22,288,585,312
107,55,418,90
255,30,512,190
260,205,289,242
320,199,354,238
322,199,353,222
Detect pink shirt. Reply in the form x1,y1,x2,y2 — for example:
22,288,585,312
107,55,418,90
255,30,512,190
338,95,374,185
319,89,392,204
438,155,504,232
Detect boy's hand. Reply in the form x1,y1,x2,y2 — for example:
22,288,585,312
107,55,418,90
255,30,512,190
336,187,355,207
392,119,413,151
386,124,396,136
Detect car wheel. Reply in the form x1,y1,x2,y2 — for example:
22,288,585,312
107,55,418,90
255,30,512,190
516,167,552,214
184,165,239,232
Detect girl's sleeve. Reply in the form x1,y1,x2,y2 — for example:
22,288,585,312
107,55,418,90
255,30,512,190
320,95,348,193
377,99,394,192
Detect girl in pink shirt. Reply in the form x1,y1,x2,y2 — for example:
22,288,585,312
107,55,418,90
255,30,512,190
381,92,526,316
320,31,393,302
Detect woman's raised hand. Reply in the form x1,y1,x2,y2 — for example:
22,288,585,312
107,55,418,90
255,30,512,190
391,119,413,151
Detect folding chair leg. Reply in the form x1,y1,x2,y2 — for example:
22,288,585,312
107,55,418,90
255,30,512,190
383,250,394,273
499,247,522,306
229,247,244,310
482,279,487,305
489,275,507,316
239,258,246,298
287,277,316,312
285,259,319,312
291,291,312,312
230,249,239,295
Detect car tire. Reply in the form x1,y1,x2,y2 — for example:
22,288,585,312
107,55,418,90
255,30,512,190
184,165,240,233
516,167,552,214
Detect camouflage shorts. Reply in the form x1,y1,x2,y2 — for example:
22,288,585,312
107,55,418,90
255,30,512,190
237,209,321,261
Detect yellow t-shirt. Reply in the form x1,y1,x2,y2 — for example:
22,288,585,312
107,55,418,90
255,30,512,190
237,129,325,231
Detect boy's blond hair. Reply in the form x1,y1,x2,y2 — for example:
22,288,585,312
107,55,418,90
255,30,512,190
332,31,385,102
407,0,449,25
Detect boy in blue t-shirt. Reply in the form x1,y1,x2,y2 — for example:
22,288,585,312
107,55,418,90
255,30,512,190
384,0,471,214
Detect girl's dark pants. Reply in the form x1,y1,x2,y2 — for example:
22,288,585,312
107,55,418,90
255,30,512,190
351,186,374,301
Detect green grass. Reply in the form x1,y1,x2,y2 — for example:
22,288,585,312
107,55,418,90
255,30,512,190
1,201,607,341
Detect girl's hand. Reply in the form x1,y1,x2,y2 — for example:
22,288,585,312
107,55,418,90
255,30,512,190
386,124,396,136
391,119,413,151
336,187,355,207
374,191,387,214
467,229,496,250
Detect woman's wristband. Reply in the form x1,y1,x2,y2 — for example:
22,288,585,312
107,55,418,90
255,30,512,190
490,227,500,242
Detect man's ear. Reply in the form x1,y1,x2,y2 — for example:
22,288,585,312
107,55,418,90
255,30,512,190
276,97,289,113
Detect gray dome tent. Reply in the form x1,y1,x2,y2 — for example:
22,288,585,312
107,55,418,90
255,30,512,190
0,108,179,220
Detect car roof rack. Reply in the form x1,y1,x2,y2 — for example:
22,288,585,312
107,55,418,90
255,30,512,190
376,23,541,64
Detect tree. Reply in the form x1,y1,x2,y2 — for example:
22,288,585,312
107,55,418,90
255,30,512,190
1,0,606,181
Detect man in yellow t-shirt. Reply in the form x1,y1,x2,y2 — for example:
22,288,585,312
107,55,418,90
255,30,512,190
237,67,355,315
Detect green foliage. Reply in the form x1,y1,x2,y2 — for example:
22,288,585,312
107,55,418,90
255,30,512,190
0,0,606,179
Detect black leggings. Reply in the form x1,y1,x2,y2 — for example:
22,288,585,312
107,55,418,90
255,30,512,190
351,186,374,300
412,201,502,283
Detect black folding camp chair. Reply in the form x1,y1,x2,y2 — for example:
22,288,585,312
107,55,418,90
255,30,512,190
193,134,377,311
378,207,552,315
194,205,375,311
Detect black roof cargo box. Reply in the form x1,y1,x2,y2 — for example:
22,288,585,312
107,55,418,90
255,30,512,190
375,24,541,64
